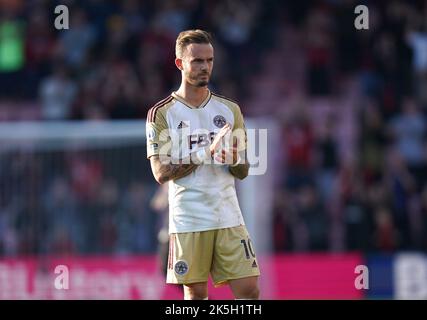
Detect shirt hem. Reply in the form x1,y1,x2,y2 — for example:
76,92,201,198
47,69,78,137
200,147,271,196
169,222,245,234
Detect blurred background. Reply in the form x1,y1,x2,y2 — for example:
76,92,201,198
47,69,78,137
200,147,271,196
1,0,427,299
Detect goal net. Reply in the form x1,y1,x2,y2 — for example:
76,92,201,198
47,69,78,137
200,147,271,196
0,120,157,257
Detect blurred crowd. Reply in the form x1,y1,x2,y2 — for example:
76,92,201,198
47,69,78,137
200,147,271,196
0,147,158,256
270,0,427,253
1,0,427,256
0,0,266,120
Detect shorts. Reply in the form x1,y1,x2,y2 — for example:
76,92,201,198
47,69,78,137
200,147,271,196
166,225,260,286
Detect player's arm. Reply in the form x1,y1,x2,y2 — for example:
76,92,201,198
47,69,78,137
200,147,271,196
148,122,232,184
149,154,200,185
229,165,249,180
228,105,250,180
212,132,250,180
146,108,196,185
216,138,249,180
229,149,250,180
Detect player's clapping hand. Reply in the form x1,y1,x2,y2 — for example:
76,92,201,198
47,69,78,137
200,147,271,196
214,140,239,165
210,126,239,166
209,123,231,155
209,123,241,165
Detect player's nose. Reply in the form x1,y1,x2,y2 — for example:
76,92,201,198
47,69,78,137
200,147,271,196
200,62,209,71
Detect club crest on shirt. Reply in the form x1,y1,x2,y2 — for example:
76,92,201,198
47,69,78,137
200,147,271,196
213,115,226,128
174,260,189,276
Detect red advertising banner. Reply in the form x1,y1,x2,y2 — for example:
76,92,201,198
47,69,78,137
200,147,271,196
0,256,232,299
0,254,364,299
261,254,364,299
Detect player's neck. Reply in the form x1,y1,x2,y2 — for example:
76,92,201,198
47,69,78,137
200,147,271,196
175,84,209,108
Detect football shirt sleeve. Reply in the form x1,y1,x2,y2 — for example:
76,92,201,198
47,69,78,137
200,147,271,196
146,109,170,159
232,105,248,153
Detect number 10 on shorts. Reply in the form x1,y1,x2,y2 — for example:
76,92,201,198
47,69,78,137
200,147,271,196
240,239,256,259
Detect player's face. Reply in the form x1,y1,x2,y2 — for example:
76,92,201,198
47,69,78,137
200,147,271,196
180,43,214,87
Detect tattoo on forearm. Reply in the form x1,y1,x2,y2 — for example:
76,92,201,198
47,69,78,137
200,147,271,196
151,155,198,184
160,162,198,182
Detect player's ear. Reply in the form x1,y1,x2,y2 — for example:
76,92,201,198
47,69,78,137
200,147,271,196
175,58,183,71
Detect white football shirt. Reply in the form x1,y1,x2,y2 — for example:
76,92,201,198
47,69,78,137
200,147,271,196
146,90,247,233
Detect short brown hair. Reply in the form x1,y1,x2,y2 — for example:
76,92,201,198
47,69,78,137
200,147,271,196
175,29,213,58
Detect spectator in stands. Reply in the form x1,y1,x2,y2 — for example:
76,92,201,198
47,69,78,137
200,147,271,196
282,106,314,190
372,206,399,252
388,99,426,190
406,14,427,108
295,184,328,251
39,64,77,120
57,8,96,68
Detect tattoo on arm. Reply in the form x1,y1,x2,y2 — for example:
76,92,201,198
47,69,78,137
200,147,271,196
150,155,199,184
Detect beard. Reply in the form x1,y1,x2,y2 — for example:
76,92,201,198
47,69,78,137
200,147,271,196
195,79,209,87
188,72,210,87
